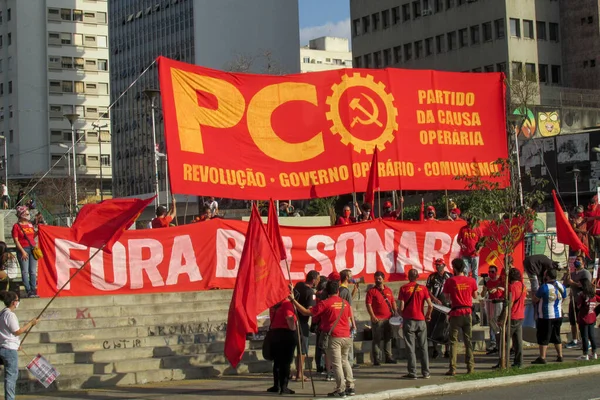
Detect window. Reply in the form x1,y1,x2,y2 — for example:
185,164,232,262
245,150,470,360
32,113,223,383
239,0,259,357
412,1,422,18
48,32,60,45
76,155,86,167
8,81,11,94
382,9,390,29
352,19,360,36
434,0,443,12
84,35,96,46
523,20,534,39
393,45,402,63
549,23,559,41
511,61,523,79
589,16,594,24
436,34,445,53
48,8,60,20
7,33,10,46
75,81,84,93
471,25,480,44
61,57,72,68
363,54,371,68
425,37,433,56
402,4,410,21
525,63,536,81
0,35,3,48
423,0,431,12
353,56,361,68
85,59,97,69
96,12,107,24
415,40,423,58
551,65,561,84
392,7,400,24
362,16,370,33
404,43,413,61
0,83,3,95
97,36,107,48
446,0,455,8
74,57,84,69
383,48,391,66
7,57,11,71
75,105,84,116
101,155,111,167
483,22,492,41
537,21,547,40
50,130,63,143
494,19,505,39
73,34,83,46
447,31,457,50
7,9,10,21
592,59,597,67
73,10,83,21
49,81,61,93
60,33,71,45
484,65,494,72
60,8,71,20
539,64,548,83
372,13,380,30
302,57,310,63
510,18,520,37
373,51,381,67
458,28,468,47
62,81,73,93
9,131,12,143
0,59,2,72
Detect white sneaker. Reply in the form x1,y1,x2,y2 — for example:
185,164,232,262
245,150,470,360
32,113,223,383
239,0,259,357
592,353,598,360
578,354,589,361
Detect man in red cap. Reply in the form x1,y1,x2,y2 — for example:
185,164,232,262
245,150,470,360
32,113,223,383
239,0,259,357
586,195,600,261
382,197,404,221
448,208,462,221
425,206,437,221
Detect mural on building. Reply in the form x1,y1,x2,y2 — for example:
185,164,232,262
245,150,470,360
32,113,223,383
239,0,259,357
537,110,561,137
512,107,537,138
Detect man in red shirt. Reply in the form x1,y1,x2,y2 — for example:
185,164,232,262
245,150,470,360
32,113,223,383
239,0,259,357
292,280,356,397
151,196,177,228
336,205,356,226
443,258,478,376
382,199,403,221
586,196,600,260
399,269,433,379
481,265,505,355
457,219,482,283
366,271,397,366
505,268,527,368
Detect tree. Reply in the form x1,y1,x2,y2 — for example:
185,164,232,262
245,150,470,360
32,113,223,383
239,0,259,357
224,50,286,75
456,157,546,369
306,197,338,225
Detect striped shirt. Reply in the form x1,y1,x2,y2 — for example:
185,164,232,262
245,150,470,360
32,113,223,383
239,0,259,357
536,282,566,319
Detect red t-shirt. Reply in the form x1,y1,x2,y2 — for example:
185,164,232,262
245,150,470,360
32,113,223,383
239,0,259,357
587,206,600,236
311,295,352,338
485,278,505,300
458,226,481,257
336,216,356,226
365,286,395,320
509,281,527,320
151,215,173,229
12,222,35,248
269,300,296,330
398,282,430,321
382,211,399,221
443,275,478,317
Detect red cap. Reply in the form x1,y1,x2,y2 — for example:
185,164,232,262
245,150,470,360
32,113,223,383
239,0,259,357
328,272,341,281
434,258,445,266
426,205,435,212
451,208,461,215
384,201,392,208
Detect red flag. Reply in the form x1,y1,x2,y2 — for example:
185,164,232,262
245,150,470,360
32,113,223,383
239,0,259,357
552,190,589,257
420,198,425,222
224,204,289,368
267,199,287,261
364,147,380,214
72,196,155,250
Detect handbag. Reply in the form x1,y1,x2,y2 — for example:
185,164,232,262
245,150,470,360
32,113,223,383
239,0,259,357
318,300,345,350
261,329,275,361
17,223,42,260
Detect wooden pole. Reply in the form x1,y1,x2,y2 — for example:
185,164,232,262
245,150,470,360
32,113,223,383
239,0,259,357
445,189,449,217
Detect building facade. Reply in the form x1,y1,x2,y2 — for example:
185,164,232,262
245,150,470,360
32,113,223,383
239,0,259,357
109,0,300,200
0,0,112,198
301,36,353,73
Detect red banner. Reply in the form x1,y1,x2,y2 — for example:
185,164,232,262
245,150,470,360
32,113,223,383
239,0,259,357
38,219,522,298
158,57,508,200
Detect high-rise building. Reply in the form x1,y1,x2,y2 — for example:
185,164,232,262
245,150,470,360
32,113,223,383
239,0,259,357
109,0,300,199
0,0,112,198
350,0,599,98
301,36,353,73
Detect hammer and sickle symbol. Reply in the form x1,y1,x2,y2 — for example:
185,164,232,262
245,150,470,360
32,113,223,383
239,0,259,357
350,93,383,128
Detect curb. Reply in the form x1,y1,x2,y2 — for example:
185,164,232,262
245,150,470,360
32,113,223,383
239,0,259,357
314,364,600,400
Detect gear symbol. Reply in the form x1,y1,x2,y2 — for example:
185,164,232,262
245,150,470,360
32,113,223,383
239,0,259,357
325,73,399,154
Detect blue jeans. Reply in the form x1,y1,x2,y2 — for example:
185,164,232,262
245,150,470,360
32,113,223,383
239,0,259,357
17,246,37,295
462,256,479,284
0,347,18,400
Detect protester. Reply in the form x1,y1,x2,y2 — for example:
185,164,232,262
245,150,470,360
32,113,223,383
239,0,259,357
586,195,600,259
424,206,437,221
523,254,561,294
399,269,433,379
448,207,462,221
279,202,295,217
315,271,341,382
267,299,297,395
457,218,482,283
15,190,24,208
564,255,592,349
481,265,505,355
292,270,319,381
366,271,397,366
0,290,39,400
11,206,38,298
208,196,219,217
531,268,566,364
443,258,478,376
339,270,358,368
570,205,589,257
1,184,7,209
382,198,403,220
426,258,452,358
357,202,374,222
0,242,17,293
151,196,176,228
336,205,356,226
32,212,45,228
576,278,600,360
194,205,211,223
313,276,328,375
291,280,356,398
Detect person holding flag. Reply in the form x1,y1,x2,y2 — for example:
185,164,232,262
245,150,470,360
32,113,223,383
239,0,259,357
267,298,298,394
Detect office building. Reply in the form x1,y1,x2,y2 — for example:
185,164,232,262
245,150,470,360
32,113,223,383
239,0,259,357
301,36,353,72
0,0,112,201
109,0,300,199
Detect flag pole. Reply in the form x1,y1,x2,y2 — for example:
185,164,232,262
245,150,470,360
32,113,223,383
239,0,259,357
377,189,381,219
445,189,449,217
20,243,107,347
400,190,404,220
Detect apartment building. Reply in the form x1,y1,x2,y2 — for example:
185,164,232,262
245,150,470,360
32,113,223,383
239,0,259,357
301,36,353,73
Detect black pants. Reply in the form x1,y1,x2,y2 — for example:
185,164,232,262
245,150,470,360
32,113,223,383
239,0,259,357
579,323,597,355
271,328,296,390
315,330,324,372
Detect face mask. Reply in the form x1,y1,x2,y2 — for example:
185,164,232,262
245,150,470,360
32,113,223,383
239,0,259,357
574,261,582,268
489,272,497,279
428,212,434,217
384,208,391,213
578,212,584,217
450,213,457,220
344,210,351,217
14,301,19,309
365,212,371,217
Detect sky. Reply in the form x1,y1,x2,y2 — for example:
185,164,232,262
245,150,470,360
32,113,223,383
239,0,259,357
298,0,350,46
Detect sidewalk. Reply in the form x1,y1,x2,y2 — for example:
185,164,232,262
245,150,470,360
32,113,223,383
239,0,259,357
25,345,589,400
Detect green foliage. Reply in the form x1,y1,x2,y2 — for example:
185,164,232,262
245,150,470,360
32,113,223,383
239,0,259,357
307,197,338,224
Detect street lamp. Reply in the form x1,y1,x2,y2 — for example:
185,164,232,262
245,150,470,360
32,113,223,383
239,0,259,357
507,114,526,207
143,89,161,208
57,143,73,222
64,113,80,213
570,167,581,207
92,122,108,201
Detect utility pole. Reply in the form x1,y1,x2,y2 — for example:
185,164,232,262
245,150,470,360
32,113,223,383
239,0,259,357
92,122,108,201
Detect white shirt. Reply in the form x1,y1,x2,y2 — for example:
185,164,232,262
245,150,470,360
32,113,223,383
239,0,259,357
1,185,7,196
0,308,20,350
209,200,218,215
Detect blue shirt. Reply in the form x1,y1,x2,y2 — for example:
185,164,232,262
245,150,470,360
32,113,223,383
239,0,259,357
536,281,566,319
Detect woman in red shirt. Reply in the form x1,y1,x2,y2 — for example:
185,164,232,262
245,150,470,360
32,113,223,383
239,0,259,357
11,206,38,298
267,299,297,395
481,266,505,354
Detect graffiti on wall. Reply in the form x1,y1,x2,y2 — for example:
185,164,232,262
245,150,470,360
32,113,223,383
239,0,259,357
514,106,600,139
537,110,561,137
